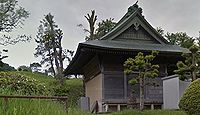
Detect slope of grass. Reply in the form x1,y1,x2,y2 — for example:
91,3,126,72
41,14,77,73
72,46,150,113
12,71,55,83
1,71,84,106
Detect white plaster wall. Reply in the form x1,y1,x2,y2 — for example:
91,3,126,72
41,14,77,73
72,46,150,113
85,74,102,111
163,77,179,109
179,80,190,101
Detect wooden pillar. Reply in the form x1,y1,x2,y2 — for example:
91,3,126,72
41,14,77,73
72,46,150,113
124,73,127,99
117,104,121,111
164,64,168,77
151,104,154,110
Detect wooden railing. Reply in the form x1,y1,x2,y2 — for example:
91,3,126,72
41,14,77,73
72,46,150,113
0,95,68,111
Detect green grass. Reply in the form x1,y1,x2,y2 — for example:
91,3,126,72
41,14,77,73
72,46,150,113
0,98,91,115
12,71,55,83
0,71,86,114
111,109,187,115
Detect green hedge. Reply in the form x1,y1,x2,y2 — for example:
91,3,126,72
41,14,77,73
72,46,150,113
179,78,200,115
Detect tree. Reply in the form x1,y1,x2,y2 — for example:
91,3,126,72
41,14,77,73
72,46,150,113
124,51,159,110
30,62,42,72
0,0,30,46
17,65,31,72
95,18,116,39
84,10,97,40
0,61,16,71
0,0,30,64
156,27,164,36
165,32,195,48
78,10,116,40
175,45,200,81
34,13,72,78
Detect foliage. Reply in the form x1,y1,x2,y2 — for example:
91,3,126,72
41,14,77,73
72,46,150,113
17,65,31,72
179,78,200,115
79,10,116,40
95,18,116,39
156,27,164,36
16,71,84,106
0,0,30,46
0,61,16,71
16,71,54,83
30,62,41,68
155,28,195,49
111,109,186,115
35,13,73,77
174,45,200,81
0,72,48,95
0,49,8,61
30,62,42,72
165,32,195,48
124,51,159,110
49,79,84,106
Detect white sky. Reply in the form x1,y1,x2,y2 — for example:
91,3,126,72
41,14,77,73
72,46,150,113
2,0,200,69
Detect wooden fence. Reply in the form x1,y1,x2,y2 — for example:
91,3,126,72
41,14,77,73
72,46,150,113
0,95,68,111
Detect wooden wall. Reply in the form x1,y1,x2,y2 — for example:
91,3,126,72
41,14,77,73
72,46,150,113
101,54,166,102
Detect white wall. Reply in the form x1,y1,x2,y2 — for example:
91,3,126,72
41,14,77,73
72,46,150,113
179,80,190,100
163,77,179,109
85,74,102,111
163,76,191,109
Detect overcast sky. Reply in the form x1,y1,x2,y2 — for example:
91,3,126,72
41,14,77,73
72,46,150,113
2,0,200,68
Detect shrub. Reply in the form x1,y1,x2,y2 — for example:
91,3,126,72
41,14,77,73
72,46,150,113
179,78,200,115
0,72,48,95
49,79,84,106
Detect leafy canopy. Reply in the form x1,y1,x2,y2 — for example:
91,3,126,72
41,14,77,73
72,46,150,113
124,51,159,82
0,0,30,46
174,45,200,81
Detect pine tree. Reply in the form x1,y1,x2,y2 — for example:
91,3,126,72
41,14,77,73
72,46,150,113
124,51,159,110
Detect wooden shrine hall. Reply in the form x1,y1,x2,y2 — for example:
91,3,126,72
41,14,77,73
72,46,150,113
64,3,187,112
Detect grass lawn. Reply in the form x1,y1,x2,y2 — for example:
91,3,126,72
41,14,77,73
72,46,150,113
111,109,187,115
0,98,92,115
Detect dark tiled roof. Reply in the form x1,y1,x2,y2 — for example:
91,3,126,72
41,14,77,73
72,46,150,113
81,40,189,53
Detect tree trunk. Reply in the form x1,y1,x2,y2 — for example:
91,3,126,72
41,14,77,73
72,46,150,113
58,36,63,73
48,50,56,76
139,73,144,111
192,53,196,81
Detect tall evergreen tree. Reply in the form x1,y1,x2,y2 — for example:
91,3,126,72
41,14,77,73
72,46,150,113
34,13,71,78
165,32,195,48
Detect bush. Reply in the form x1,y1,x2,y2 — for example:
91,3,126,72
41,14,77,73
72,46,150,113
49,79,84,106
179,78,200,115
0,72,48,95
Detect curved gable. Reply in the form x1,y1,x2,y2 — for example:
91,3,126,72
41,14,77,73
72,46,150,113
100,4,168,45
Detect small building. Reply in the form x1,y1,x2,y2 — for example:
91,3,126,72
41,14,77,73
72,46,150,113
64,3,188,112
162,75,190,109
